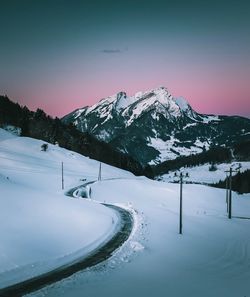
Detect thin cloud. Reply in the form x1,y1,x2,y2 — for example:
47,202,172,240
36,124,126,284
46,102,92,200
101,48,128,54
101,49,122,54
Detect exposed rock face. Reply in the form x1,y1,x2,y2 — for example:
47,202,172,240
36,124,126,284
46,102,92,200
62,87,250,165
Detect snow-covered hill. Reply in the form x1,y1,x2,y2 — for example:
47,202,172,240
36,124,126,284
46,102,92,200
31,176,250,297
1,128,250,297
62,87,250,165
0,128,133,288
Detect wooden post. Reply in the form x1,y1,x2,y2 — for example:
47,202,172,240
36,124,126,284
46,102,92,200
98,162,102,181
62,162,64,190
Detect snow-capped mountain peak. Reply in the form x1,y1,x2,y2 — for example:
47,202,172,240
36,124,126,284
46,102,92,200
62,86,250,166
174,97,190,111
119,86,196,124
63,86,200,139
75,87,198,122
115,91,138,111
76,86,193,123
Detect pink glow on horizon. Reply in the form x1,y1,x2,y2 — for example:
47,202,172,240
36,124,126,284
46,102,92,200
7,72,250,119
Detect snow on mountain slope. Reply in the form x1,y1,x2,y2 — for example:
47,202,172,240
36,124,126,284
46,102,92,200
148,136,205,164
161,161,250,184
174,96,189,111
62,86,250,166
115,91,138,111
29,178,250,297
121,87,182,126
0,129,133,288
69,87,198,125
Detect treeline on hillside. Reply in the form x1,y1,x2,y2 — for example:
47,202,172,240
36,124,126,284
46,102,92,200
0,95,143,176
210,170,250,194
150,147,232,177
233,140,250,160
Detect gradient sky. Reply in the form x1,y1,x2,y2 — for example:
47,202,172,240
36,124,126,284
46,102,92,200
0,0,250,118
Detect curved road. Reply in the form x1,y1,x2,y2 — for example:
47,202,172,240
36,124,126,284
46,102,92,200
0,182,134,297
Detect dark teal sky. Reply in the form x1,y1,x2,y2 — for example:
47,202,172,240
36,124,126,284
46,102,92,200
0,0,250,117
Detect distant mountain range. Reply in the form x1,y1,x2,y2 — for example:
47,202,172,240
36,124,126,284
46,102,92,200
62,87,250,166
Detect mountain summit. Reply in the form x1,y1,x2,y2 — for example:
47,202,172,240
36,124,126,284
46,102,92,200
62,87,250,165
74,87,199,123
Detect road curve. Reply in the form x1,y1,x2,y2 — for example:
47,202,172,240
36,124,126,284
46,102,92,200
0,183,134,297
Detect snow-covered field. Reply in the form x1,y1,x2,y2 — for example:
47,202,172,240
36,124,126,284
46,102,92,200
30,180,250,297
0,128,250,297
161,162,250,184
0,128,133,288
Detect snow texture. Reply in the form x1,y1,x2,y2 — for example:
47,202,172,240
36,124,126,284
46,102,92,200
0,128,133,288
30,178,250,297
72,86,208,127
148,136,204,164
161,161,250,184
1,128,250,297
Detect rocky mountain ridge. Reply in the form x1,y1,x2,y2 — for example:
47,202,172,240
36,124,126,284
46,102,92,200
62,87,250,165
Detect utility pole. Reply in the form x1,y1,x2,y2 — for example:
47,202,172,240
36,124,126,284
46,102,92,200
98,162,102,181
226,174,229,213
225,165,240,219
179,172,183,235
61,161,64,190
228,168,232,219
175,172,189,234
